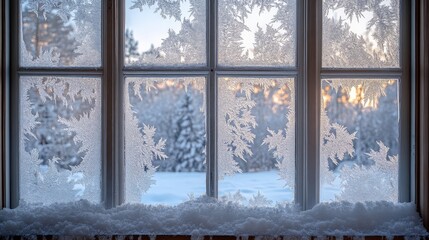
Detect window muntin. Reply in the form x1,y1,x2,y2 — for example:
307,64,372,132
124,0,207,67
124,77,206,204
8,0,401,206
19,76,102,204
217,77,295,205
20,0,102,67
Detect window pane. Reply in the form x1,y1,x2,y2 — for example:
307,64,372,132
218,0,296,67
322,0,399,68
20,0,101,67
20,76,102,204
125,0,206,67
320,79,399,202
218,77,295,205
124,77,206,204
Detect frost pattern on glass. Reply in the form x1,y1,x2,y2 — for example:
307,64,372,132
20,76,101,204
320,79,399,202
218,0,296,67
323,0,399,68
125,0,206,66
20,0,101,67
219,190,273,207
124,77,206,203
218,77,295,204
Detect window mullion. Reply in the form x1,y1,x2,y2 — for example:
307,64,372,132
399,0,412,202
9,0,20,209
206,0,218,199
103,0,121,208
303,0,322,210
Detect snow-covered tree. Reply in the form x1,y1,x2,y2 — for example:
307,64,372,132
125,29,140,64
171,93,206,172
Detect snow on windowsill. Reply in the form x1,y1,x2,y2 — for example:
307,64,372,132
0,197,427,237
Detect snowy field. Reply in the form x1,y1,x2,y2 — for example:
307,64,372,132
141,171,340,205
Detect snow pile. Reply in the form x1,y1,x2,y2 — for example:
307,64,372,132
0,198,427,236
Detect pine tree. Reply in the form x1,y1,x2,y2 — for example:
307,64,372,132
125,29,140,64
171,93,206,172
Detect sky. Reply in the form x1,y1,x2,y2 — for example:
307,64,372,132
125,0,190,53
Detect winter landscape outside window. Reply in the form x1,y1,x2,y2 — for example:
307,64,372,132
12,0,409,208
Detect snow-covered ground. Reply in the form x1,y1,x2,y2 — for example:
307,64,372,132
141,171,340,205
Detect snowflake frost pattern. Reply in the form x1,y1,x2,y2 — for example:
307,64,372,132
321,79,399,202
323,0,400,67
20,0,101,67
218,0,296,66
337,142,398,202
126,0,206,66
218,78,294,186
124,78,205,202
20,76,101,204
263,83,295,189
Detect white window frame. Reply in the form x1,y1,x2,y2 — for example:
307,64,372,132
1,0,411,209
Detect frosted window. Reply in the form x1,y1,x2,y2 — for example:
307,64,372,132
19,76,102,204
320,79,399,202
20,0,101,67
124,77,206,204
125,0,206,67
322,0,400,68
218,0,296,67
218,77,295,205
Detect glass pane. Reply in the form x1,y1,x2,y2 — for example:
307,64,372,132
20,76,102,204
20,0,101,67
322,0,400,68
218,77,295,206
125,0,206,67
320,79,399,202
124,77,206,204
218,0,296,67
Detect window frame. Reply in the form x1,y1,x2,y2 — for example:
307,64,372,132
0,0,414,210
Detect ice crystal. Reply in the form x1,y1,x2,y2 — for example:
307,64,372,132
248,191,273,207
124,77,206,202
220,190,246,205
20,76,101,204
218,77,294,184
127,0,206,66
263,82,295,189
21,0,101,67
218,0,296,66
320,108,356,186
130,0,182,21
323,0,399,67
336,141,398,202
124,101,167,202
